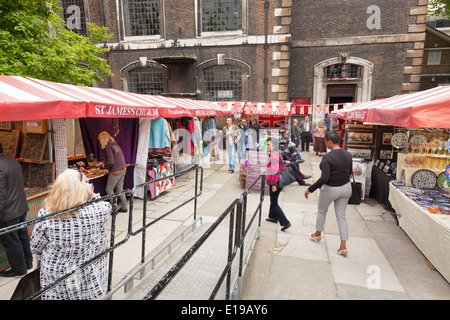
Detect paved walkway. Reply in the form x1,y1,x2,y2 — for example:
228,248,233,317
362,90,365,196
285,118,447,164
0,149,448,300
239,150,450,300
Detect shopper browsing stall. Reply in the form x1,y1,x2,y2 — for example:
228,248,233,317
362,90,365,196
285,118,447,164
98,131,128,212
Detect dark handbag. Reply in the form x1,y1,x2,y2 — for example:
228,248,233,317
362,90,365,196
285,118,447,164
348,175,362,205
277,167,296,188
10,268,41,300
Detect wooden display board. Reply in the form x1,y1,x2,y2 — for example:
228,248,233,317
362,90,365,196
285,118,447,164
0,130,20,158
20,133,47,162
20,161,55,187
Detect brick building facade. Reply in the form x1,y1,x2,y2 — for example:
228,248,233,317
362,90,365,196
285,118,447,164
60,0,429,115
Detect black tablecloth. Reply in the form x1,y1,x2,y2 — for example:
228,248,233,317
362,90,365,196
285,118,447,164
369,165,395,211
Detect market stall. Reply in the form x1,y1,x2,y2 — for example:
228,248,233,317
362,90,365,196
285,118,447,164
334,85,450,282
0,75,229,269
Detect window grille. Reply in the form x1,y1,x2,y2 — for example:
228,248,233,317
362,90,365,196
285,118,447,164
201,0,242,32
202,65,242,101
61,0,87,37
123,0,160,37
128,67,163,95
427,51,441,65
326,64,361,79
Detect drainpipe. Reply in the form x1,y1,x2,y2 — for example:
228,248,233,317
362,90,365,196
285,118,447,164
263,0,269,102
99,0,112,88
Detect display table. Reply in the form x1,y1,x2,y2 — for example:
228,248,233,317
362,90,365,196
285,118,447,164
369,166,395,211
396,153,448,187
389,183,450,282
0,187,50,271
88,164,135,196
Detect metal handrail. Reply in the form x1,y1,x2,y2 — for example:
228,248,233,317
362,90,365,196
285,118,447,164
142,174,266,300
0,165,202,300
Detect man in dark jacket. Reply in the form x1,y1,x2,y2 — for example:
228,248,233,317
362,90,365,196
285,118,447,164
0,142,33,277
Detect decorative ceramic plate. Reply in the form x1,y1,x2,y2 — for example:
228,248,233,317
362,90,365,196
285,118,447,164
446,163,450,181
425,128,439,132
429,136,446,151
409,133,427,144
411,169,437,189
448,138,450,153
391,133,408,149
398,186,424,194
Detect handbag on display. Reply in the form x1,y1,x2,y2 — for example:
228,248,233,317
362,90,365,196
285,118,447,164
348,175,362,205
10,268,41,300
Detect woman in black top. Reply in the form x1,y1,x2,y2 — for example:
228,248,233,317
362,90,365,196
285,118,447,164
304,130,353,257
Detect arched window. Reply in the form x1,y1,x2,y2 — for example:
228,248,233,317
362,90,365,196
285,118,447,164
195,58,250,101
128,67,163,95
202,65,242,101
120,60,168,94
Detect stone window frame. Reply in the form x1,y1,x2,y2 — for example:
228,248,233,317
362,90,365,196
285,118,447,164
120,59,169,94
194,58,250,101
313,56,374,107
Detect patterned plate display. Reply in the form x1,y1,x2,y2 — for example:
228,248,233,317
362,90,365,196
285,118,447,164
425,128,439,132
391,133,408,149
430,136,447,151
448,138,450,153
446,163,450,181
409,133,427,144
411,169,437,189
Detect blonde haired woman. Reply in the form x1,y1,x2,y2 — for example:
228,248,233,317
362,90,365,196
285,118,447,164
98,131,127,212
30,169,112,299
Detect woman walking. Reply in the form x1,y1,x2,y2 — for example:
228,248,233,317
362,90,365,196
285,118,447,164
313,120,327,156
98,131,128,212
265,138,291,231
31,169,112,299
304,130,352,257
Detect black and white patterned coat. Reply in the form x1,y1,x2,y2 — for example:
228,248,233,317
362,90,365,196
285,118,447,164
31,195,111,300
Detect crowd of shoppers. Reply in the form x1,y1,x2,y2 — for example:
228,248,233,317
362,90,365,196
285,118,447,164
0,115,351,301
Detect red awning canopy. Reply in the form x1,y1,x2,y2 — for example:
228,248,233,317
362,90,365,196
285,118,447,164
334,85,450,128
0,76,229,121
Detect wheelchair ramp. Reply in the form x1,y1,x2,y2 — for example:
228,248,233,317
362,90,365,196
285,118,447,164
122,221,234,300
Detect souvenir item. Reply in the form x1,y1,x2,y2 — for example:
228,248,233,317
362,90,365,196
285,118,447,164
398,186,424,194
409,134,427,144
446,163,450,181
429,136,446,150
391,133,408,149
425,128,439,132
400,169,406,185
437,172,450,191
448,138,450,153
427,206,440,214
439,204,450,214
411,169,437,189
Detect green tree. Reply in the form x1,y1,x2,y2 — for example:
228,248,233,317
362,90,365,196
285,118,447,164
0,0,112,86
429,0,450,18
